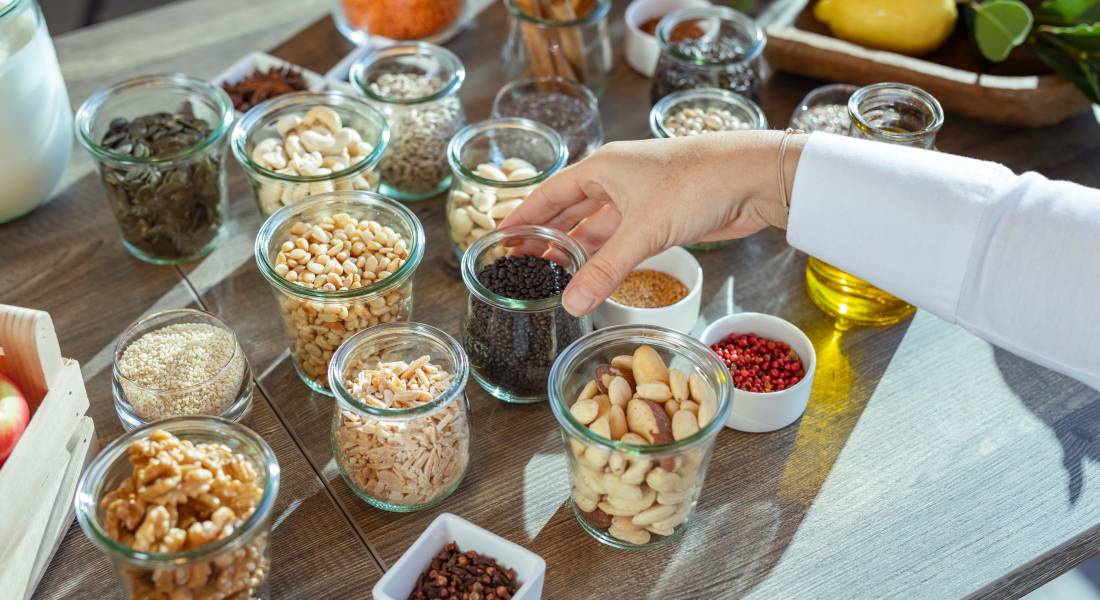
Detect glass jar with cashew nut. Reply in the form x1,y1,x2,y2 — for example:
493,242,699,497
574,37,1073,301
549,325,732,549
255,190,426,395
231,91,389,216
329,322,471,512
445,117,567,260
75,416,280,600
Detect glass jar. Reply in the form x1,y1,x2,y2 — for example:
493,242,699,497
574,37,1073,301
650,88,767,251
112,308,253,431
461,225,591,403
797,82,944,329
351,42,466,202
492,76,603,164
231,91,388,216
254,190,425,394
75,74,233,264
329,322,471,512
335,0,465,46
502,0,612,94
651,6,766,105
445,118,567,260
0,0,72,223
548,325,732,549
789,83,857,135
74,416,280,600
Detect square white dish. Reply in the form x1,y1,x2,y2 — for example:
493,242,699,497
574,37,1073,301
212,52,355,113
372,513,546,600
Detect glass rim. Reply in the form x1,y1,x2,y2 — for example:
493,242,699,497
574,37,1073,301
504,0,610,27
329,322,470,418
491,76,601,132
75,73,235,166
548,325,733,455
74,416,280,565
446,117,567,189
848,82,945,142
230,90,390,183
351,41,466,106
112,308,246,395
460,225,590,312
656,6,766,66
254,190,425,301
649,87,768,138
0,0,29,20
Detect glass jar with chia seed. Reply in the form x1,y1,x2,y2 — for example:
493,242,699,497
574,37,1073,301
75,416,280,600
75,74,234,264
329,322,471,512
651,6,766,105
446,118,567,260
231,91,388,216
649,87,767,251
548,325,732,549
492,76,602,164
255,190,425,394
351,41,466,202
461,225,591,404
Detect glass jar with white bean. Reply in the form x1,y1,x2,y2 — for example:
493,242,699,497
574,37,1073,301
231,91,389,216
445,118,567,260
548,325,732,549
351,41,466,202
254,191,425,394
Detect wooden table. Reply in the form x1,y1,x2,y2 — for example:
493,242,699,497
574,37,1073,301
9,0,1100,598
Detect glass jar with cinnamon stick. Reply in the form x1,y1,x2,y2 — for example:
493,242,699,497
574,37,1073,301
502,0,612,95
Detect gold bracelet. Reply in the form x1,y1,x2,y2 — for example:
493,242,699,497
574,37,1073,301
778,128,801,215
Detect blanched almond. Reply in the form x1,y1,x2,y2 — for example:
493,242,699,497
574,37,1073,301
632,345,668,384
627,398,673,444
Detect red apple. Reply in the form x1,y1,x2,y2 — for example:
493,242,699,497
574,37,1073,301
0,373,30,468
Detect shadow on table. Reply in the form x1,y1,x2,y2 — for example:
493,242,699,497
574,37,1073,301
996,348,1100,505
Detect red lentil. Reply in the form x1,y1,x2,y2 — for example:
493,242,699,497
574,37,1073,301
710,332,804,393
610,269,689,308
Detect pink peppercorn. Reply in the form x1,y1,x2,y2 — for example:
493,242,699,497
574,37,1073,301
710,333,804,393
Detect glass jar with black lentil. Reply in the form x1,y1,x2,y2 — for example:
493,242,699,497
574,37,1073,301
461,225,591,404
75,74,234,264
650,6,766,105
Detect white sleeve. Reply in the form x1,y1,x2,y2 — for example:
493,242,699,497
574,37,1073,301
786,132,1100,389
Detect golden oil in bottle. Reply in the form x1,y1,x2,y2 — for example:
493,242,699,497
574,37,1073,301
794,82,943,328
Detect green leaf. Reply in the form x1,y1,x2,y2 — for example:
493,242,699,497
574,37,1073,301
974,0,1036,61
1041,22,1100,53
1035,0,1100,25
1032,33,1100,102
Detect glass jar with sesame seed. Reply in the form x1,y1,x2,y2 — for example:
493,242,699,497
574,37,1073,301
255,190,426,394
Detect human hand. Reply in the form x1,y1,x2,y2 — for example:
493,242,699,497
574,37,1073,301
500,130,804,316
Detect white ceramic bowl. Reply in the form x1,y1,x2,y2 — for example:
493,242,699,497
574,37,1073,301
372,513,546,600
592,246,702,334
624,0,712,76
700,313,816,433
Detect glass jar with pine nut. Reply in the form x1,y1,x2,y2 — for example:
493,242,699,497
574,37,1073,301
231,91,389,216
74,416,280,600
255,190,426,395
329,322,471,512
445,117,567,260
548,325,732,549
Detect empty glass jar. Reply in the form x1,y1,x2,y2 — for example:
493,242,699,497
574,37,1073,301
502,0,612,94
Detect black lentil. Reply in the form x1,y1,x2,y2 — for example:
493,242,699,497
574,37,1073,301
464,255,584,399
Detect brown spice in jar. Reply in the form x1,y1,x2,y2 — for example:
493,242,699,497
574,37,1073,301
610,269,689,308
412,542,520,599
640,17,705,40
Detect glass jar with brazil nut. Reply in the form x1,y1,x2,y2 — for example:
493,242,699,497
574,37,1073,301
651,6,766,105
112,308,254,431
548,325,732,549
329,322,471,512
445,118,567,260
74,416,280,600
75,74,234,264
231,91,388,216
351,41,466,202
255,190,425,394
650,87,767,251
461,225,591,404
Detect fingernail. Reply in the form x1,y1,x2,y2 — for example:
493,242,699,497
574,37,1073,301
563,286,596,316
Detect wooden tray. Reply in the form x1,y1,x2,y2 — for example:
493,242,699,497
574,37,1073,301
764,1,1092,127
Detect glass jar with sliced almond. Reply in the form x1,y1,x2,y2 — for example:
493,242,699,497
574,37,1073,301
548,325,732,549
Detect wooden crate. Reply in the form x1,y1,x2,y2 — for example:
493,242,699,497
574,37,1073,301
0,305,96,600
764,1,1092,127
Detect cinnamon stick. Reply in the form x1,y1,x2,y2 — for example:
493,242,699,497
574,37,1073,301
547,0,587,82
514,0,558,78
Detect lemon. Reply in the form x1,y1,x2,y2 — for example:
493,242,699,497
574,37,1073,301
814,0,958,56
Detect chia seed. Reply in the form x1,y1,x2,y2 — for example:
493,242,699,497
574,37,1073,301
495,92,601,164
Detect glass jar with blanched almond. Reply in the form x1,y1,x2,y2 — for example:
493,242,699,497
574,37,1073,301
548,325,732,549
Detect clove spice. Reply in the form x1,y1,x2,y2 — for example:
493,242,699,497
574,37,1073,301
411,542,520,600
